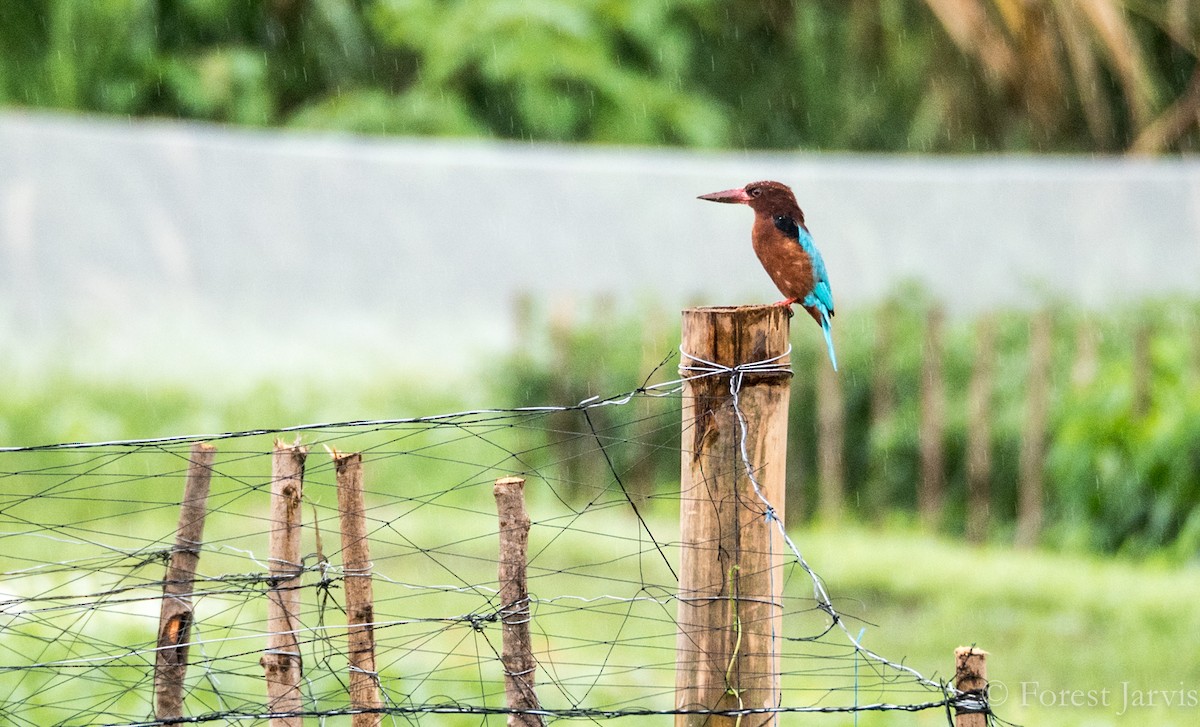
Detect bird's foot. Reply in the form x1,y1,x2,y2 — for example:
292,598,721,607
772,298,798,308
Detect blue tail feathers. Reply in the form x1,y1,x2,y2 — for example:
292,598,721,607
820,313,837,372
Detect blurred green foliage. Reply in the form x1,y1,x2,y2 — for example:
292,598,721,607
802,524,1200,727
494,292,1200,558
1,0,1197,151
1050,302,1200,558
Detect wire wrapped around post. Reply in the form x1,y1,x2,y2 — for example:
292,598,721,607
494,476,543,727
261,439,307,727
954,647,989,727
334,450,382,727
154,441,216,720
675,305,792,727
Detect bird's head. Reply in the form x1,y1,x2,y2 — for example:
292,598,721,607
698,180,802,220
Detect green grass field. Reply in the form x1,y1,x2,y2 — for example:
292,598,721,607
796,524,1200,726
3,481,1196,725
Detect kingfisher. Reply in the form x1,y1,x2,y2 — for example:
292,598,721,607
698,180,837,371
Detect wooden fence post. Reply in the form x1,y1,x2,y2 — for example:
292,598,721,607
1133,322,1152,417
154,442,216,720
1017,311,1051,547
676,305,791,727
966,316,996,543
1071,317,1099,387
261,439,307,726
919,306,947,528
868,305,898,516
816,355,845,522
334,450,382,727
954,646,989,727
494,476,542,727
871,305,898,425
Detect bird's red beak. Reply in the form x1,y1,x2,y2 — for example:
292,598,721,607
698,187,752,204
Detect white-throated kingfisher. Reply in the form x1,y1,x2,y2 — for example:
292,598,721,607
698,180,837,370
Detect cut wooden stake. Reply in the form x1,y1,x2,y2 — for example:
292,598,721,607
261,439,307,727
334,450,382,727
954,646,989,727
676,305,791,727
154,442,216,720
494,476,542,727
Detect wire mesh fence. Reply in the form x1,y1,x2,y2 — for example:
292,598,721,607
0,355,997,725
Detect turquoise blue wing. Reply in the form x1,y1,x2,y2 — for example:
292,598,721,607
797,227,835,317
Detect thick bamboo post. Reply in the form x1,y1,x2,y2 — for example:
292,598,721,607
1017,311,1051,547
816,356,844,522
334,450,382,727
954,647,989,727
676,305,791,727
966,316,996,543
154,442,216,720
261,440,307,726
494,476,542,727
918,306,946,527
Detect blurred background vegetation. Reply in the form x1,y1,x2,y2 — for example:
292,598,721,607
1,0,1198,153
497,295,1200,559
9,294,1197,560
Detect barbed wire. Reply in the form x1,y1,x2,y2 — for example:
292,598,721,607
0,350,1007,726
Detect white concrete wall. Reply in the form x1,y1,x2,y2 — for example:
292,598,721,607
2,111,1198,378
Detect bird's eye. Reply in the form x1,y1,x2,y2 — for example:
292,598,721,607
750,188,762,197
